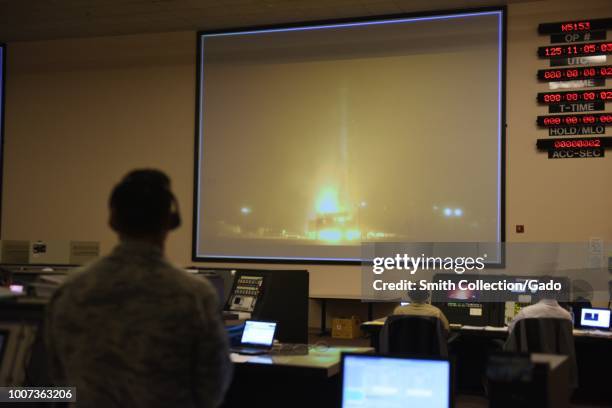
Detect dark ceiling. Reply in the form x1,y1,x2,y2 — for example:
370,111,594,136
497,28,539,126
0,0,531,42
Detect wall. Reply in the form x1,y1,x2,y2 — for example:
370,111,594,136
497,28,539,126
506,0,611,242
2,0,611,326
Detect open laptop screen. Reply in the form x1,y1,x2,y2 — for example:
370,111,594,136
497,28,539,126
342,354,450,408
580,308,611,330
241,321,276,346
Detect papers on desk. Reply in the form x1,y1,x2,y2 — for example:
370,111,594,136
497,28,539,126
573,329,612,338
230,353,256,363
364,320,509,332
460,325,508,332
485,326,509,332
230,353,275,364
361,318,386,326
236,312,252,320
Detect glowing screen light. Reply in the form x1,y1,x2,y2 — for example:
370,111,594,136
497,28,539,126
318,229,343,242
345,229,361,241
315,187,341,214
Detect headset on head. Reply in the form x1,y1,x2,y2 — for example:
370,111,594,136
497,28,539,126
111,170,181,231
168,193,181,230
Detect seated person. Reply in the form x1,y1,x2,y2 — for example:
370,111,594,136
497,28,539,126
508,285,572,333
393,288,450,333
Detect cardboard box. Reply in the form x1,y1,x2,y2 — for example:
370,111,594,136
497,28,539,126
332,316,362,339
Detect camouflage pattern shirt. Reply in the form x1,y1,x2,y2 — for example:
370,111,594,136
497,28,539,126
45,240,232,408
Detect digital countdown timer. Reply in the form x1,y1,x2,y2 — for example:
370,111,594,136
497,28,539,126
536,137,611,159
538,66,612,81
537,89,612,104
538,41,612,58
536,137,612,150
537,113,612,127
537,18,612,159
538,18,612,34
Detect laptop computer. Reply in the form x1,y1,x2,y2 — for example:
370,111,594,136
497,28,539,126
231,320,277,355
341,353,452,408
580,308,611,330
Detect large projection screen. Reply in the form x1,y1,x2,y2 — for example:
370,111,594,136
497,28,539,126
0,43,5,236
194,9,505,263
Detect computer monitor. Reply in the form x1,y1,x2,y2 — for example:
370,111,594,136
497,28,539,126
580,308,611,330
240,320,277,346
447,287,479,302
0,330,7,368
341,353,451,408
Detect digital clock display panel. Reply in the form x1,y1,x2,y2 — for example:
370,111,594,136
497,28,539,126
536,137,612,150
537,89,612,104
538,42,612,58
538,65,612,81
537,113,612,127
538,18,612,34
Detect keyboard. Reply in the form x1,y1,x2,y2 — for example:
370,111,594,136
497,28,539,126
231,347,270,355
270,344,310,355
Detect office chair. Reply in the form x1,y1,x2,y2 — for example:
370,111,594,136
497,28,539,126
486,353,556,408
504,318,577,388
379,315,448,357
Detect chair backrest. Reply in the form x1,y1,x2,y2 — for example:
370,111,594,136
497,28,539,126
379,315,448,357
504,318,577,388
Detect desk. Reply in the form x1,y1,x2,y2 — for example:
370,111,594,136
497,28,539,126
231,346,372,377
361,318,612,343
223,346,372,408
0,296,47,322
310,294,391,335
361,319,612,404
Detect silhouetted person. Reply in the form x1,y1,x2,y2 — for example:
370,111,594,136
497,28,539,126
45,169,232,408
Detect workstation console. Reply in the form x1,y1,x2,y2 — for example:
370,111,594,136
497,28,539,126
190,268,309,344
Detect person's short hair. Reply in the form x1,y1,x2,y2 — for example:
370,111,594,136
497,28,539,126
408,288,430,303
109,169,180,236
533,275,563,302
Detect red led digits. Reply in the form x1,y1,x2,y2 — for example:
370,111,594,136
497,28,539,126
600,67,612,75
538,89,612,104
536,137,612,152
539,66,612,81
539,42,612,57
538,113,612,126
561,22,591,32
539,18,612,35
553,139,601,149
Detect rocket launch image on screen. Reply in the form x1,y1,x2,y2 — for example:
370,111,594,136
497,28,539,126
194,10,504,262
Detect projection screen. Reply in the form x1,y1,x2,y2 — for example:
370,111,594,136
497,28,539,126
0,43,5,222
194,9,505,263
